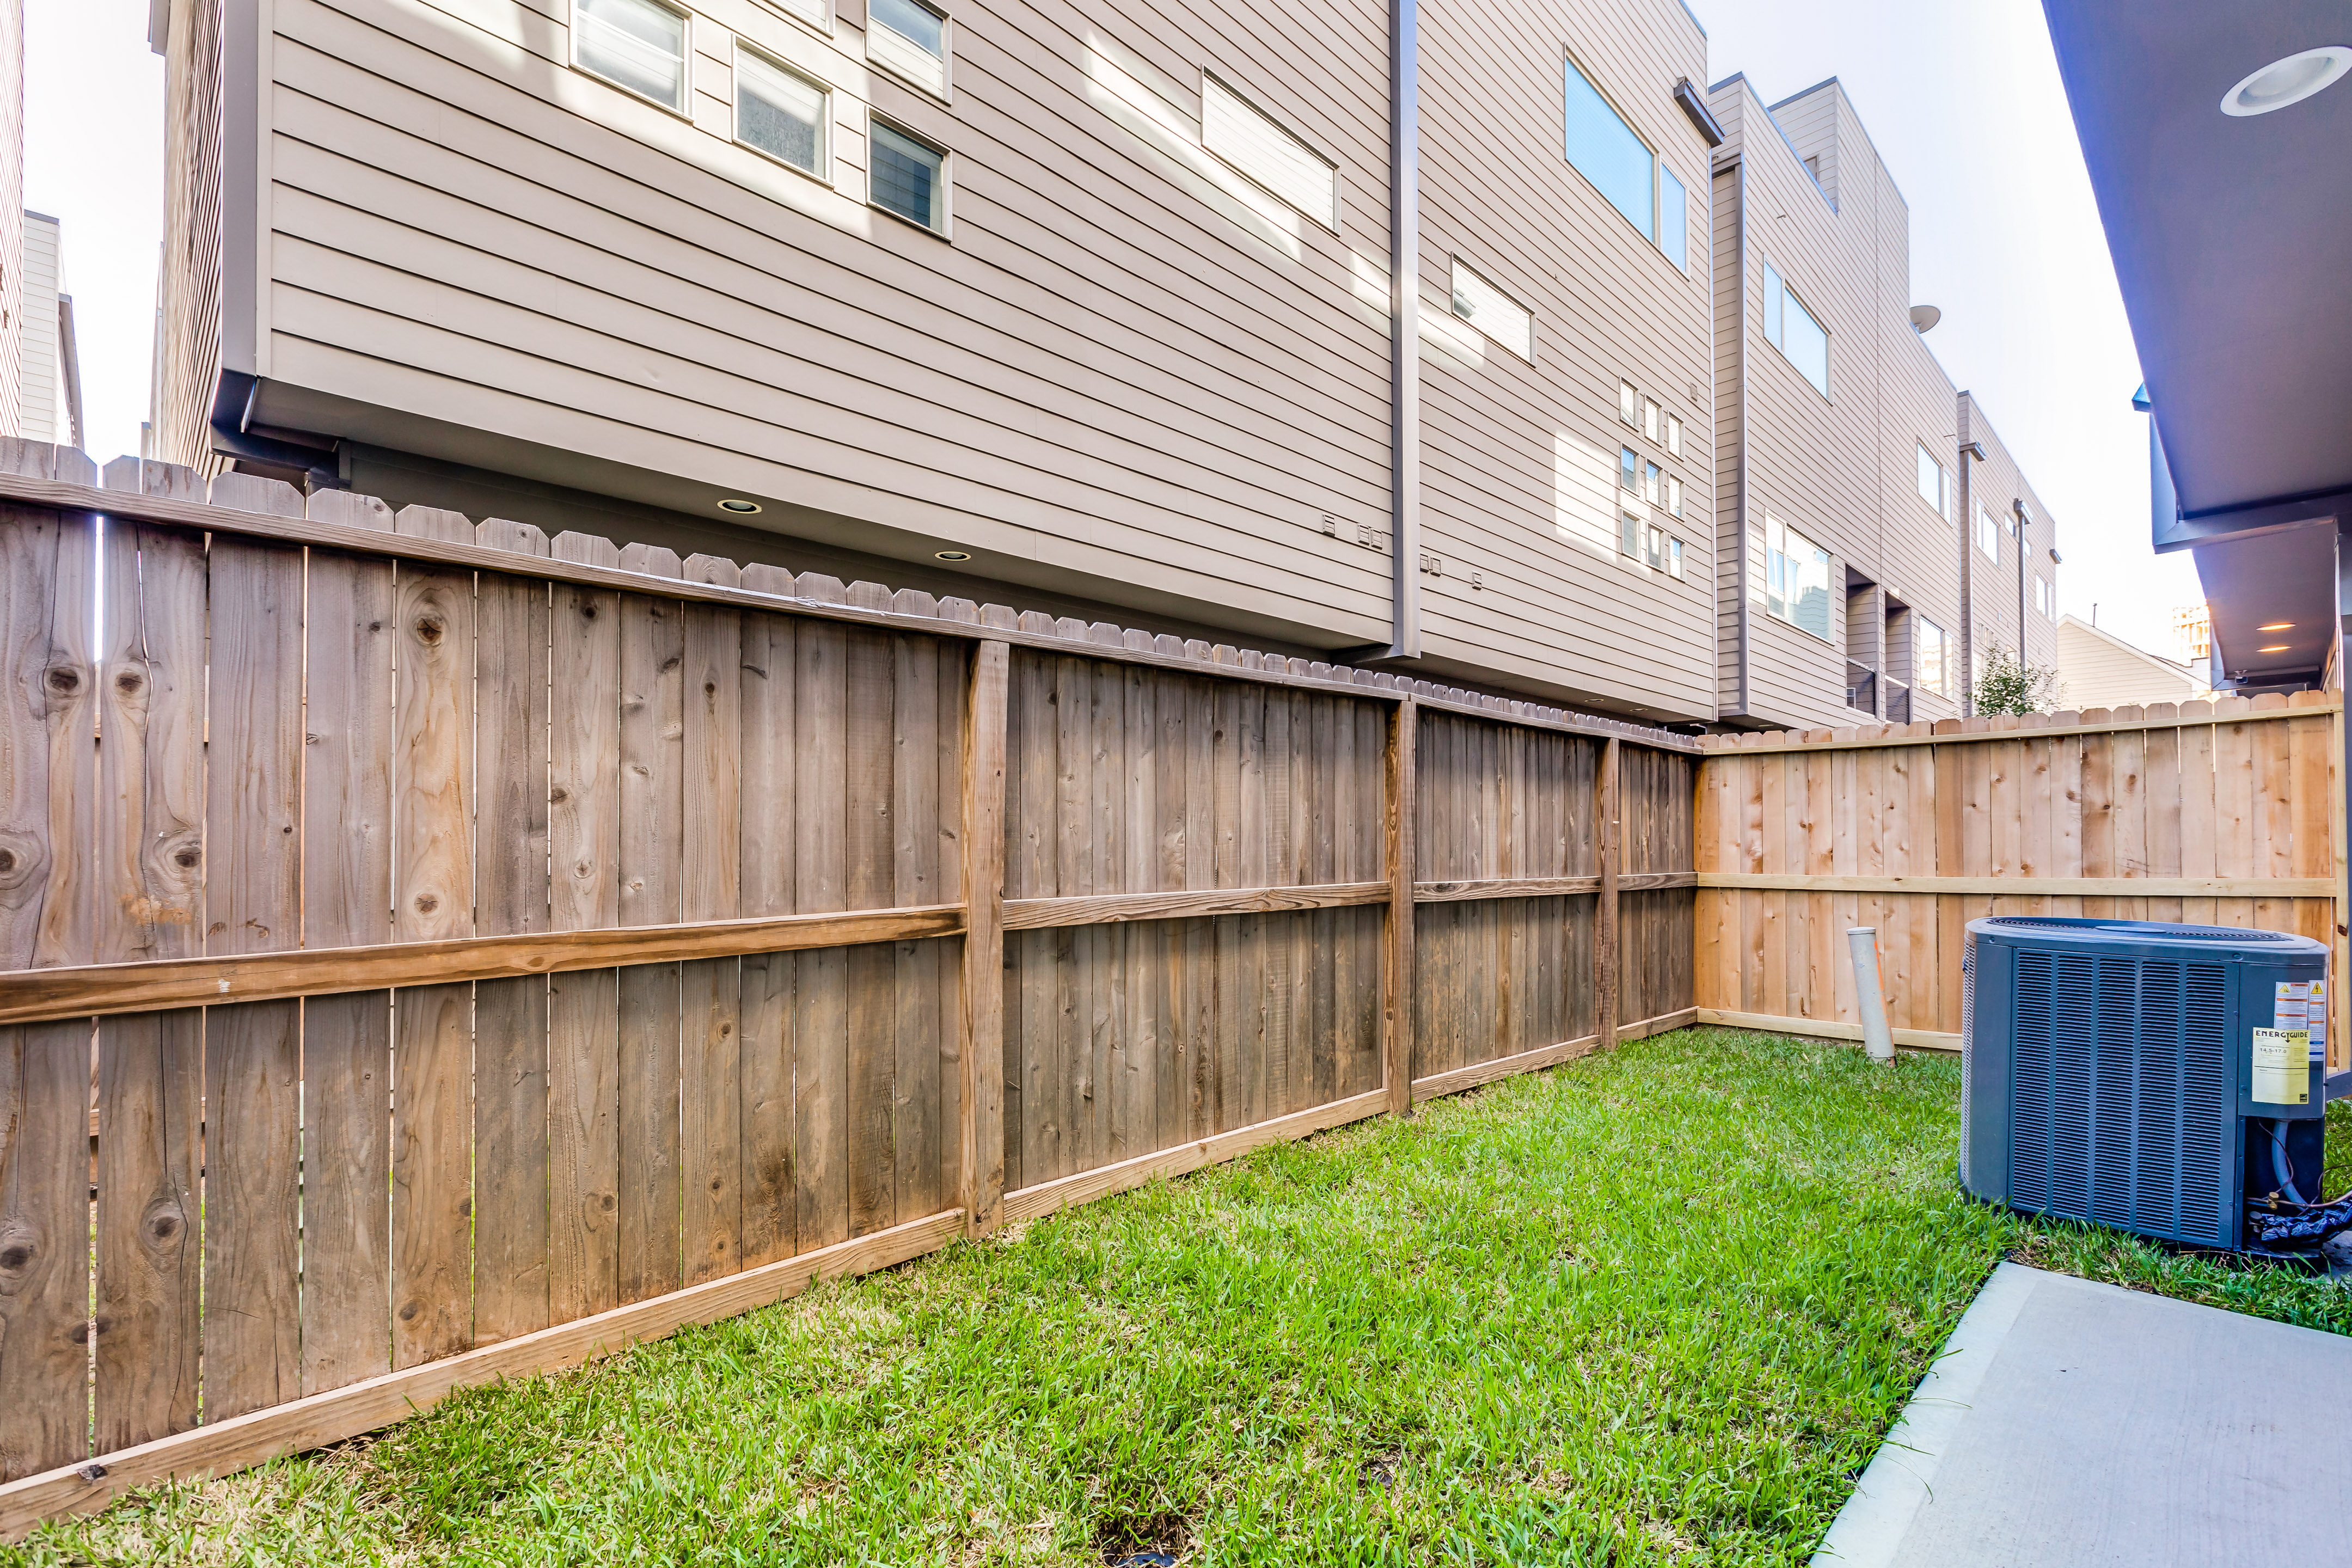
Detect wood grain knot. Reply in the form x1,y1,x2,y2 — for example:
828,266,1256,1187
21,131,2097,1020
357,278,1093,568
414,895,439,915
42,664,79,696
412,613,446,645
113,670,142,695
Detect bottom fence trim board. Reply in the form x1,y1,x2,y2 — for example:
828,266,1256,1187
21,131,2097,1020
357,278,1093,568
1002,1089,1391,1224
1410,1009,1698,1101
1696,1007,1961,1052
0,1209,965,1541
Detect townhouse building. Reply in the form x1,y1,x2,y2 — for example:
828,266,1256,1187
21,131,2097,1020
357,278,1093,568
149,0,2057,730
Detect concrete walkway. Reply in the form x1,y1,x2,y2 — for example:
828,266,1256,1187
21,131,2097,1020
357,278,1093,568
1814,1263,2352,1566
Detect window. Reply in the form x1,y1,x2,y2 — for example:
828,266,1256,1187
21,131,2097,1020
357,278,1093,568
1765,514,1831,640
1646,524,1665,571
1668,475,1683,517
869,118,947,231
1915,443,1945,518
1642,397,1660,442
1667,537,1685,580
1620,507,1643,558
1619,381,1638,427
736,48,828,177
1450,260,1533,361
1659,163,1687,272
1665,412,1682,458
1644,460,1662,505
574,0,687,112
1760,258,1829,397
1202,73,1336,227
2035,574,2054,617
1620,446,1639,495
1563,55,1686,269
1918,617,1951,697
1975,505,2000,562
868,0,947,95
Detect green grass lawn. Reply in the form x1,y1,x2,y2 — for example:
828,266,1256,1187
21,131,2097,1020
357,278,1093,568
10,1027,2349,1567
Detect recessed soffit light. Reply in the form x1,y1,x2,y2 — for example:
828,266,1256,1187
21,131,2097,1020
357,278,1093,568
2257,621,2294,631
2257,644,2292,653
717,498,761,514
2221,46,2351,117
935,549,972,562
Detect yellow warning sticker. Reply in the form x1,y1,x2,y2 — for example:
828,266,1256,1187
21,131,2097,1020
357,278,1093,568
2252,1027,2310,1105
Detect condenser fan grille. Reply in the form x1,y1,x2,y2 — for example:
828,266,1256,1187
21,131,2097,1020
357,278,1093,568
2010,951,2232,1246
1986,917,2292,942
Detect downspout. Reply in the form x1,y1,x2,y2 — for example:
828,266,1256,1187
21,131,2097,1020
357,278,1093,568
1385,0,1422,658
2014,499,2032,669
1958,435,1987,715
1732,152,1749,718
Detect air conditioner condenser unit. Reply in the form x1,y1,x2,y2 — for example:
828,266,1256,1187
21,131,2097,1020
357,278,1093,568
1959,916,2332,1253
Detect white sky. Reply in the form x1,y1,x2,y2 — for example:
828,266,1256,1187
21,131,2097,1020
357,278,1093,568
24,0,2203,661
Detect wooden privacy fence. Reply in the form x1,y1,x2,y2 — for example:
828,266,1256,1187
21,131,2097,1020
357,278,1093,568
0,446,1697,1534
1693,700,2349,1063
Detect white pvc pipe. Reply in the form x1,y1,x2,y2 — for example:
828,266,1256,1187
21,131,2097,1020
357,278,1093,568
1848,927,1895,1063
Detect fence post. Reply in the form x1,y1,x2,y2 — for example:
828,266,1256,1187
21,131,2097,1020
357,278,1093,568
1386,695,1418,1115
959,640,1010,1235
1597,737,1621,1050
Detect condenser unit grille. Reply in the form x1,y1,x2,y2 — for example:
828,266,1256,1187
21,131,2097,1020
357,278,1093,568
2009,951,2231,1246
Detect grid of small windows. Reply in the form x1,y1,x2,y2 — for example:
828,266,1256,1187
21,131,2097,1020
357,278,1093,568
870,119,947,231
1614,379,1693,572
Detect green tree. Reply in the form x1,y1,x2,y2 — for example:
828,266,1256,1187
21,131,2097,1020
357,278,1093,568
1971,644,2064,716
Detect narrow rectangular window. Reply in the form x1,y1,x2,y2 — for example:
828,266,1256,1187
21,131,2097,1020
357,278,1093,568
1202,72,1336,228
1658,163,1687,272
575,0,687,111
1620,446,1639,494
1642,398,1659,441
1976,505,1999,562
1619,381,1638,427
1645,460,1662,505
1621,507,1643,558
1780,284,1829,397
1765,516,1787,620
1915,443,1943,516
1668,475,1683,517
1918,617,1950,696
1762,260,1783,346
1646,524,1664,571
1667,537,1685,580
1765,514,1831,640
737,48,828,176
1449,260,1533,361
869,119,947,232
868,0,947,95
1665,412,1682,458
1564,54,1653,239
2035,575,2054,616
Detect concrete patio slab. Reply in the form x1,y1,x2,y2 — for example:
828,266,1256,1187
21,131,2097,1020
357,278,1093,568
1815,1262,2352,1566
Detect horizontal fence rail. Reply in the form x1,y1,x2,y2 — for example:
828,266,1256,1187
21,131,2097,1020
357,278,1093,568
0,445,1696,1536
1695,700,2348,1057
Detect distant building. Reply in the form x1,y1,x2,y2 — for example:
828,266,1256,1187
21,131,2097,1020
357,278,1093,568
16,210,79,448
2170,602,2210,668
2055,612,2210,712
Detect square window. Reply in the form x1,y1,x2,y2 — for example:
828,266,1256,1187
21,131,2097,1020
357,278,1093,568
737,48,828,177
1665,412,1682,458
1619,381,1638,427
575,0,688,112
1449,260,1533,362
1202,72,1336,227
1620,446,1639,495
868,0,947,95
869,118,947,232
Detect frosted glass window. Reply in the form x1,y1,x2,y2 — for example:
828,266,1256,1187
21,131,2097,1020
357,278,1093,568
1564,55,1652,238
1658,164,1687,271
576,0,686,111
1450,260,1533,360
870,119,946,231
868,0,947,95
1203,74,1336,227
737,50,827,176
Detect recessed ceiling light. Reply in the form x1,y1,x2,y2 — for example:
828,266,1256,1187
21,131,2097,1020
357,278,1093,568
2257,621,2293,631
2258,644,2292,653
717,498,761,514
2221,46,2351,116
935,549,972,562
